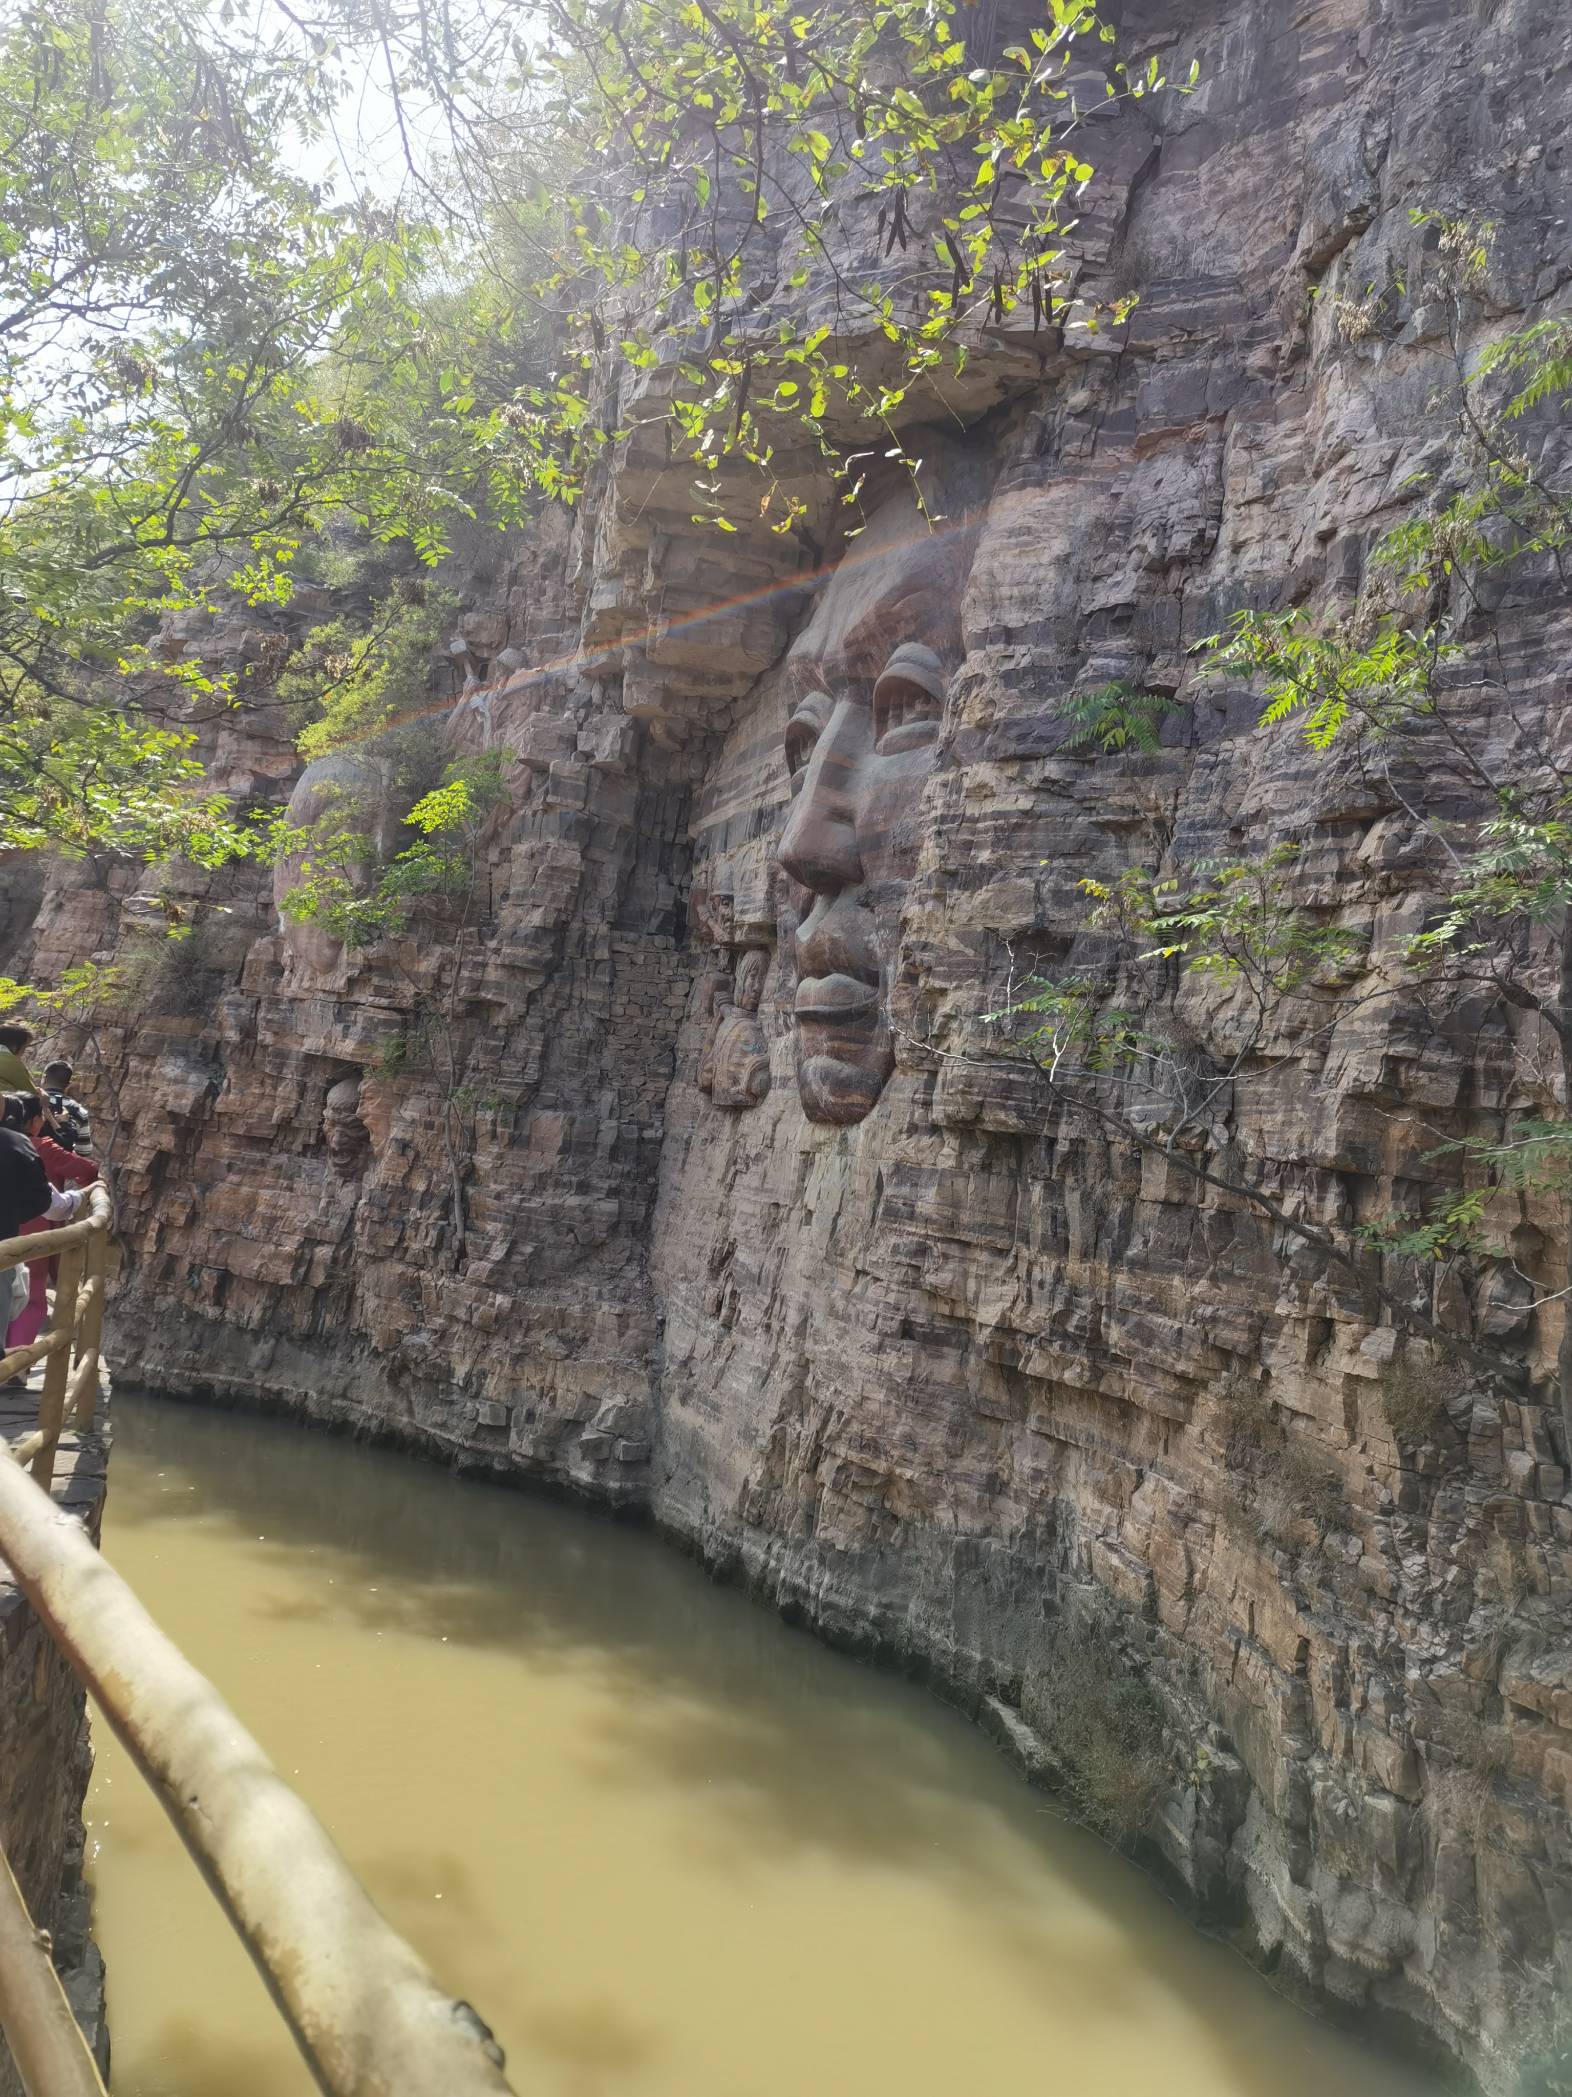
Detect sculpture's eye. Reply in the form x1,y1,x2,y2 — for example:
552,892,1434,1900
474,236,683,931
785,690,833,791
872,644,946,754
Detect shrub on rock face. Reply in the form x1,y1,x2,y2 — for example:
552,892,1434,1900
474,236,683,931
1381,1353,1471,1447
1025,1621,1167,1848
1215,1372,1272,1472
1211,1375,1348,1552
1259,1440,1346,1547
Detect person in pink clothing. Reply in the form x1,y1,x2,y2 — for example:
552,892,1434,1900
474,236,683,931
2,1093,96,1352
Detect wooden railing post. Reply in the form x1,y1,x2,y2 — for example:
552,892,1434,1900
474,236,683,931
0,1844,107,2097
67,1228,106,1433
88,1226,106,1368
28,1240,82,1494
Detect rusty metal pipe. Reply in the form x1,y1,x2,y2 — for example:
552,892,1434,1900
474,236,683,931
0,1843,107,2097
0,1449,516,2097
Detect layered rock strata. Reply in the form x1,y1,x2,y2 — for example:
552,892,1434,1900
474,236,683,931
5,0,1572,2085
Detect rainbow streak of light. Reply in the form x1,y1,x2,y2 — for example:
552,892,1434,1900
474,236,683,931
345,501,985,755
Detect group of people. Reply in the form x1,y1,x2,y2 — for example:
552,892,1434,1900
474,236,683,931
0,1021,99,1352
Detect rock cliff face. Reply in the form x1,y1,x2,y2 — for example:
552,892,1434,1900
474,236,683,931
8,0,1572,2084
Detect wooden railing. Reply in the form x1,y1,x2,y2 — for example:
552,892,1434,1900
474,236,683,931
0,1191,517,2097
0,1183,111,1492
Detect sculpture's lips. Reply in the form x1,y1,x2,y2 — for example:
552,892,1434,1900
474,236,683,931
795,973,880,1020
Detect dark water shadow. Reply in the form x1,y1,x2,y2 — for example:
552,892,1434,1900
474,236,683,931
518,1996,664,2084
122,2017,295,2097
104,1391,1452,2097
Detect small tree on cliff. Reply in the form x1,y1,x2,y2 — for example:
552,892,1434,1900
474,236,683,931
0,961,134,1166
0,0,543,864
267,0,1189,528
959,218,1572,1448
272,750,507,1263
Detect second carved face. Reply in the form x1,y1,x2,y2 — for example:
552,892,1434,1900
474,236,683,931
322,1076,372,1178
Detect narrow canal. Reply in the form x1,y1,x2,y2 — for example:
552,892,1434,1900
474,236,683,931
86,1391,1442,2097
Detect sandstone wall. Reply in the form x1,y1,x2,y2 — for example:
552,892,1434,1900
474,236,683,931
7,0,1572,2086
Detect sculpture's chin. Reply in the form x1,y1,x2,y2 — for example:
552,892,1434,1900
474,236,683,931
795,1049,893,1125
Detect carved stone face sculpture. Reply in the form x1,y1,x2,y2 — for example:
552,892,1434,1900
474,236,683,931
274,752,394,974
776,490,976,1124
699,947,772,1109
322,1076,371,1179
733,947,768,1015
274,735,446,975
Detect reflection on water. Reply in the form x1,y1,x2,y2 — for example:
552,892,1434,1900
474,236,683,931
87,1392,1445,2097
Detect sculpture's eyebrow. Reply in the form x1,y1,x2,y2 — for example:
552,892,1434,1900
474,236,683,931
785,653,833,703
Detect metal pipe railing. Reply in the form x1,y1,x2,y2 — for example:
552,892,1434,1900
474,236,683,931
0,1188,518,2097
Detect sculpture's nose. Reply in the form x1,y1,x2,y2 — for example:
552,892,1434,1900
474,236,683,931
778,702,864,895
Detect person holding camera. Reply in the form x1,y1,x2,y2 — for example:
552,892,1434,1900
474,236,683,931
40,1060,92,1156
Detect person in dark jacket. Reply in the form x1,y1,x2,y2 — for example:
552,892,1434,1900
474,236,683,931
0,1122,50,1239
0,1119,52,1335
0,1099,89,1349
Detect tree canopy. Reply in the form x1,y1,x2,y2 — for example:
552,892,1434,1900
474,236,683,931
0,0,1159,865
0,1,488,856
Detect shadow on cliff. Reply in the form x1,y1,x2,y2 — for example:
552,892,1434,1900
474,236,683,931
103,1391,1444,2097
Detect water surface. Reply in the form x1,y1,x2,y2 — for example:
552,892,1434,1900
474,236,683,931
87,1391,1442,2097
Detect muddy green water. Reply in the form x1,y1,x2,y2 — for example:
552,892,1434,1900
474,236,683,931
86,1391,1442,2097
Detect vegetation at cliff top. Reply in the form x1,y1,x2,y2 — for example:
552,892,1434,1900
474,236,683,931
0,0,519,863
279,582,460,758
0,0,1180,867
